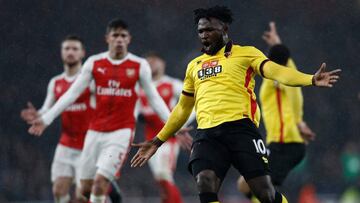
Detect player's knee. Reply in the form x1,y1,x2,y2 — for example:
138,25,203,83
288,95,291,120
80,183,92,199
52,181,68,197
195,170,219,193
254,188,275,203
237,176,251,194
92,175,110,195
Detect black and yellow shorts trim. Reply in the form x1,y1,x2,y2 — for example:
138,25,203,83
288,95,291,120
188,118,270,182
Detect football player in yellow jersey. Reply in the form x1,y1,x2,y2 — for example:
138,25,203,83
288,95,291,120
237,22,317,203
131,6,341,203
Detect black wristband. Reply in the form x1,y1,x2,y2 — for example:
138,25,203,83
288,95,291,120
151,137,164,147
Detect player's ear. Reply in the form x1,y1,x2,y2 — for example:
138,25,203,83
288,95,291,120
81,49,86,58
105,33,110,44
128,34,132,44
223,24,229,32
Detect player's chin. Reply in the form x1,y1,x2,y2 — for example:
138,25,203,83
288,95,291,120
65,60,78,66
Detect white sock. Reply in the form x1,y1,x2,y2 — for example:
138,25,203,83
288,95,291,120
54,194,70,203
90,194,106,203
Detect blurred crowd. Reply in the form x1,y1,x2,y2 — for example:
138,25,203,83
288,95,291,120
0,0,359,202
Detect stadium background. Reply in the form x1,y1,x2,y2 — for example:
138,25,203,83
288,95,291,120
0,0,359,202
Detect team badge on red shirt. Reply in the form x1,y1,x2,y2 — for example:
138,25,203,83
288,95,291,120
126,68,136,78
160,88,170,97
56,86,62,94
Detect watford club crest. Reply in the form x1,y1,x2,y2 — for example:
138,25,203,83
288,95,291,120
126,68,135,78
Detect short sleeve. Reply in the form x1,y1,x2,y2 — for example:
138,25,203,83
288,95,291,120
182,62,195,95
248,47,269,76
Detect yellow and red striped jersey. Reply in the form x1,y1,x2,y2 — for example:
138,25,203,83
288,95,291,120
260,59,304,144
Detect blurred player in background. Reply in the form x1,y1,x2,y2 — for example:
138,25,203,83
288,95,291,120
131,6,341,203
237,22,316,203
138,52,195,203
21,35,123,203
28,18,191,203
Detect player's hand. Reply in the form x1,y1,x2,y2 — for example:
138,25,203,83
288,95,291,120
298,121,316,144
20,102,39,124
175,126,194,151
262,21,282,46
312,63,341,87
131,138,163,167
28,118,47,136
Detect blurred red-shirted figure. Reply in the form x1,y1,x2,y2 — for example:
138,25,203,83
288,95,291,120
139,52,194,203
27,19,192,203
21,35,91,203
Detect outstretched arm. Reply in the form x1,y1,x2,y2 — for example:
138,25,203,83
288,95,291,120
139,60,170,122
38,79,56,115
172,79,196,127
131,94,195,167
261,61,340,87
28,58,94,136
20,79,55,124
157,94,195,142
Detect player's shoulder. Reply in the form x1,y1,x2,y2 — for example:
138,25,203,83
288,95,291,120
232,45,264,56
127,52,147,64
86,52,108,63
50,73,66,83
187,54,207,69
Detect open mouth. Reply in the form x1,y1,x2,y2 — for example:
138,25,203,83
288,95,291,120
202,41,211,46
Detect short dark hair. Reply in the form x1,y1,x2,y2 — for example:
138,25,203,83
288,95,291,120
194,6,233,25
143,51,163,60
106,18,129,33
268,45,291,66
61,35,84,48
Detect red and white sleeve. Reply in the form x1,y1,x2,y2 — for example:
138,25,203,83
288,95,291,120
139,59,170,122
38,78,56,115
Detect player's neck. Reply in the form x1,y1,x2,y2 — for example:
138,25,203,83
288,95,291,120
152,74,164,81
109,50,128,60
64,63,81,77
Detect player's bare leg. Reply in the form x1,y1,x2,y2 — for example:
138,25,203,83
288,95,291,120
90,174,111,203
237,176,251,197
238,176,260,203
79,179,93,202
53,177,72,203
246,175,287,203
74,186,86,203
195,170,221,203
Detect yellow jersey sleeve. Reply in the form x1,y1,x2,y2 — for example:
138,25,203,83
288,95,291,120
262,60,313,86
182,61,195,95
246,47,269,75
157,94,195,142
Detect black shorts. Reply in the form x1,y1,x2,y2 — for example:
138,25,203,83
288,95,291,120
188,118,270,182
267,142,306,186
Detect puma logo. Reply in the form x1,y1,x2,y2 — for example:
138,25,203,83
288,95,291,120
97,67,106,74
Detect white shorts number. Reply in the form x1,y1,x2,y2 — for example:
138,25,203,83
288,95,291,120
252,139,266,154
